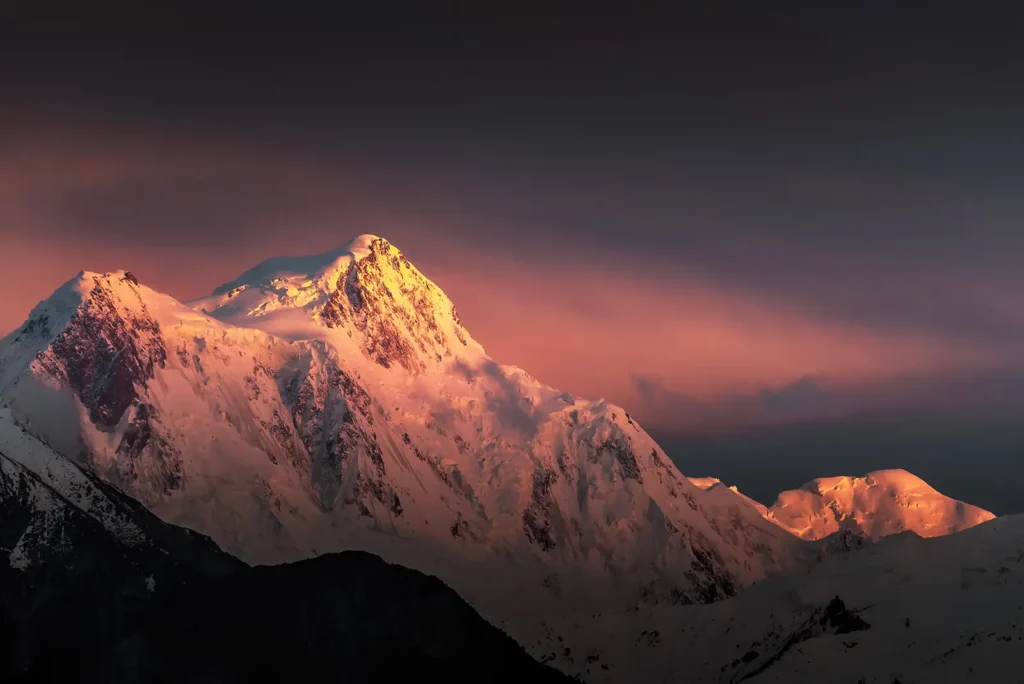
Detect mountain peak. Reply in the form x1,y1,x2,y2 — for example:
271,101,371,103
5,269,162,360
798,469,934,498
191,235,477,373
346,232,389,251
768,469,995,540
210,234,395,297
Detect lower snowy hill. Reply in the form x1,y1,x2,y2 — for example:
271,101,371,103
0,413,572,683
564,514,1024,683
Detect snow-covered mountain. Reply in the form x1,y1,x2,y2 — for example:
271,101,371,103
688,471,995,542
1,234,1016,683
0,235,805,671
764,469,995,541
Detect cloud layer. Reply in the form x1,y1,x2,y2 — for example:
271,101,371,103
1,126,1022,432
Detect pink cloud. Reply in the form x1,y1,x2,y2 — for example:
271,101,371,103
1,128,1020,432
421,251,1016,418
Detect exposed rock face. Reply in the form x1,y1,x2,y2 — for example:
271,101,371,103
33,275,166,429
319,237,467,372
282,347,391,514
112,401,184,500
523,467,559,551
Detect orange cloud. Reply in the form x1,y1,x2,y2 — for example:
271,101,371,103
420,251,1015,419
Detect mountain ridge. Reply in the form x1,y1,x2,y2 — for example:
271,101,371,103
0,234,999,681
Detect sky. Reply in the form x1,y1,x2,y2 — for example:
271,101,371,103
2,4,1023,510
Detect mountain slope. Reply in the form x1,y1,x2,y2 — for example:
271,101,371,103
0,235,807,673
765,469,995,541
582,515,1024,683
0,412,573,683
687,476,770,516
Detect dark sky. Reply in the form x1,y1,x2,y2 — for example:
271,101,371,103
2,3,1023,511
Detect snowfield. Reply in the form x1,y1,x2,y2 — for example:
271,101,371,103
559,514,1024,683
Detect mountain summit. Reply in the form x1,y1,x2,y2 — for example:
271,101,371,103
192,236,477,373
766,469,995,540
210,234,387,296
689,471,995,541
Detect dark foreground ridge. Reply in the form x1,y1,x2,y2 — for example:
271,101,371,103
0,451,571,684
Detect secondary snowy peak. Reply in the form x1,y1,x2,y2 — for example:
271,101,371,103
1,271,153,394
685,471,993,543
0,270,213,428
191,236,477,373
765,469,995,541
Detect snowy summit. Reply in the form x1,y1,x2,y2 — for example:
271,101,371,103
765,469,996,540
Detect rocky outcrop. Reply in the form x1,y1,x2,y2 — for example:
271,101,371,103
112,401,184,500
33,275,166,429
320,237,468,373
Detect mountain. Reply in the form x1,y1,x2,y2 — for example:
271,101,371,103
0,409,573,683
764,469,995,541
688,471,995,542
0,235,805,670
566,514,1024,683
0,234,1015,683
